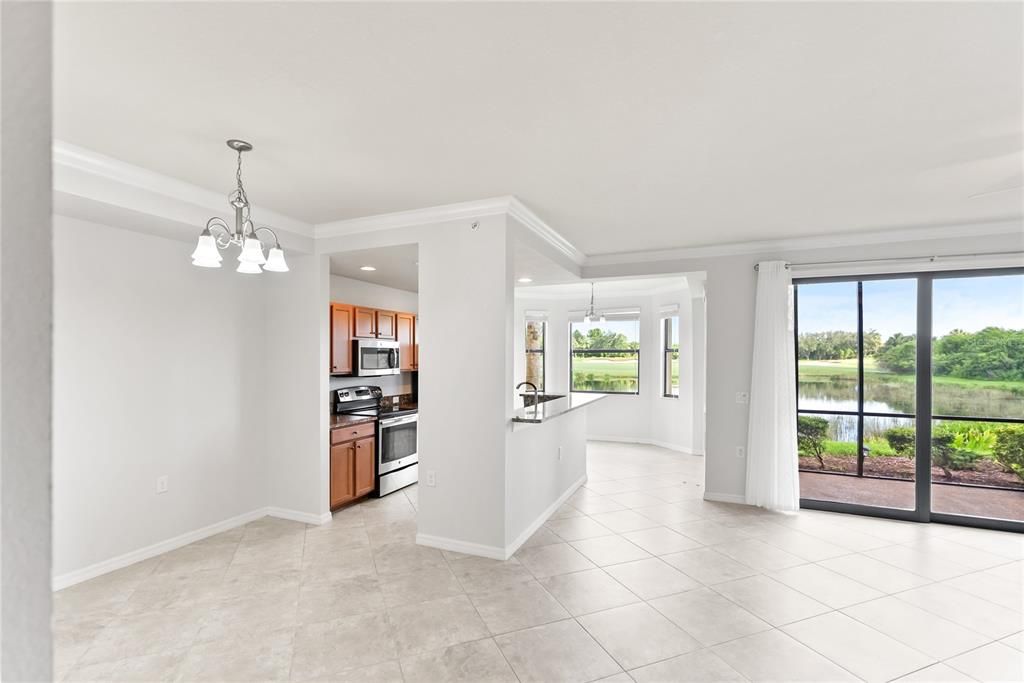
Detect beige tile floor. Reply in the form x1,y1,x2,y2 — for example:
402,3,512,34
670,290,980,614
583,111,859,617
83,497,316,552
55,441,1024,682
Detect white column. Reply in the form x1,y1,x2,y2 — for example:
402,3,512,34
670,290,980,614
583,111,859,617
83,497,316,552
0,1,54,679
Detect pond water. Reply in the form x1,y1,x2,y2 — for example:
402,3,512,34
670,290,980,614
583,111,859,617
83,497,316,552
800,375,1024,419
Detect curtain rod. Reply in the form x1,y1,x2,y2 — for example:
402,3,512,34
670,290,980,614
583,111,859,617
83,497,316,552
753,250,1024,271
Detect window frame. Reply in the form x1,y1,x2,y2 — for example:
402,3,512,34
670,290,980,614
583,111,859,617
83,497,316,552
569,318,641,395
524,319,546,392
662,316,680,398
793,266,1024,534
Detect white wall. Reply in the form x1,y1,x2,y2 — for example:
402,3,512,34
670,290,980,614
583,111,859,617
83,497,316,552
415,215,513,552
53,216,269,578
514,284,705,454
584,231,1024,503
329,274,417,313
505,409,588,549
1,2,53,675
263,253,327,520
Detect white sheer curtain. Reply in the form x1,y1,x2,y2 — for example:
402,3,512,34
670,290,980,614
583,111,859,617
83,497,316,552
745,261,800,511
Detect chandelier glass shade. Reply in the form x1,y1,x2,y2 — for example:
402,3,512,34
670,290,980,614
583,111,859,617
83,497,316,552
583,282,606,324
191,139,288,274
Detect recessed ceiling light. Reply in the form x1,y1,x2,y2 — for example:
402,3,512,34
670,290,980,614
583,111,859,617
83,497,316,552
360,266,376,271
517,277,533,283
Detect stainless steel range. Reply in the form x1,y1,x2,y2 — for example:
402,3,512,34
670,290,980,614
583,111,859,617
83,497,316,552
333,386,418,496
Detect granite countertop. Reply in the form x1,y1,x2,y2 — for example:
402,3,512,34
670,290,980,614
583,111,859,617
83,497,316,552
511,392,607,424
329,413,377,430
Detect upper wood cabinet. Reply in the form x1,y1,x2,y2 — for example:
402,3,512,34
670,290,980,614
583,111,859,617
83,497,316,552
330,304,354,374
396,313,416,371
353,307,378,338
331,301,418,371
376,310,397,340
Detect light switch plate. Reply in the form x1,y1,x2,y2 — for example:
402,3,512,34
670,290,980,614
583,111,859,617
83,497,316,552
156,475,169,494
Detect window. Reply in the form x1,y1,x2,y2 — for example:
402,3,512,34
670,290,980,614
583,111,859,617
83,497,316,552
662,316,679,397
794,269,1024,532
525,319,545,391
570,316,640,394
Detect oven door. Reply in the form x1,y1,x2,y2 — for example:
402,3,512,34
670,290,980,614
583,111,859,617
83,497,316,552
378,414,418,474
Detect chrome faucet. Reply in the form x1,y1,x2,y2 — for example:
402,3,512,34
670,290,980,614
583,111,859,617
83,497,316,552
516,381,539,410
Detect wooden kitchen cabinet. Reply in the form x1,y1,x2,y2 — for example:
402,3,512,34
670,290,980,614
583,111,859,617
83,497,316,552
353,307,377,338
396,313,416,371
331,426,377,509
332,301,417,370
354,437,376,497
330,304,353,374
375,310,397,340
330,442,356,508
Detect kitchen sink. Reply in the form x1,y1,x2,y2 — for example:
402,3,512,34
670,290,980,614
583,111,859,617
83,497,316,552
519,393,565,407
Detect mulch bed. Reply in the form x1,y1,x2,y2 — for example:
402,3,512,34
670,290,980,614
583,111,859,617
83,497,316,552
798,455,1024,491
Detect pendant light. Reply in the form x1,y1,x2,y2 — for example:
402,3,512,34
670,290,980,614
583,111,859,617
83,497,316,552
583,282,606,324
191,139,289,274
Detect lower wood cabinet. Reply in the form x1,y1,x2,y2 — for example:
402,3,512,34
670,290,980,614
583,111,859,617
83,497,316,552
330,429,376,508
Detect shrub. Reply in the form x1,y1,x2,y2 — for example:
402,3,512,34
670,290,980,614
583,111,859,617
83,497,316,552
884,427,916,457
993,425,1024,479
939,421,998,454
797,416,829,469
931,432,980,479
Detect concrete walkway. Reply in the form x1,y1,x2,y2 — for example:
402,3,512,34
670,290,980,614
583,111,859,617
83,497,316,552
800,471,1024,522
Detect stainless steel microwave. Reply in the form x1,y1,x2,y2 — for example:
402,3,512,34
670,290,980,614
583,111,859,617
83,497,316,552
354,339,400,376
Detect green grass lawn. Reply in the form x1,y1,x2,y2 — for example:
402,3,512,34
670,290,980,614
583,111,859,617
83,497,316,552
572,357,639,378
799,359,1024,393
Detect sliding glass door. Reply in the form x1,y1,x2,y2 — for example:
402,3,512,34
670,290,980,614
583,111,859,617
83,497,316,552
930,273,1024,526
795,268,1024,532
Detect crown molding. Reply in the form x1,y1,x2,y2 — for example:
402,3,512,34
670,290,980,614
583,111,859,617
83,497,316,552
582,218,1023,267
315,194,586,267
314,196,514,237
53,141,314,239
506,197,586,266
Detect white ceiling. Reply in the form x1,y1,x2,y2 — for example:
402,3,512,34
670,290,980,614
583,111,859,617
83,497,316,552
55,2,1022,256
329,244,419,292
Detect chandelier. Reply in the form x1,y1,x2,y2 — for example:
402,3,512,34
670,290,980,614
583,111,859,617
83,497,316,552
583,282,606,324
190,139,289,273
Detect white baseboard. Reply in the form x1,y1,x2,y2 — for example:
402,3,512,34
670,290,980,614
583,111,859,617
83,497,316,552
588,435,700,455
415,533,507,561
267,507,331,526
703,491,748,505
53,505,329,591
52,508,266,591
416,473,588,562
504,472,588,559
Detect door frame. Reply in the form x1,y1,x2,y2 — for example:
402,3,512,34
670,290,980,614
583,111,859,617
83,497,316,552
794,266,1024,534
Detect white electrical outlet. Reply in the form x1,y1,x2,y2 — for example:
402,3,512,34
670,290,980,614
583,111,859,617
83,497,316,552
425,470,436,487
735,391,750,404
156,475,169,494
736,446,746,459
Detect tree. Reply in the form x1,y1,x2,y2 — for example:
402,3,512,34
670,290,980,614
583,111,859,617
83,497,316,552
877,333,916,373
933,327,1024,381
797,416,829,469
